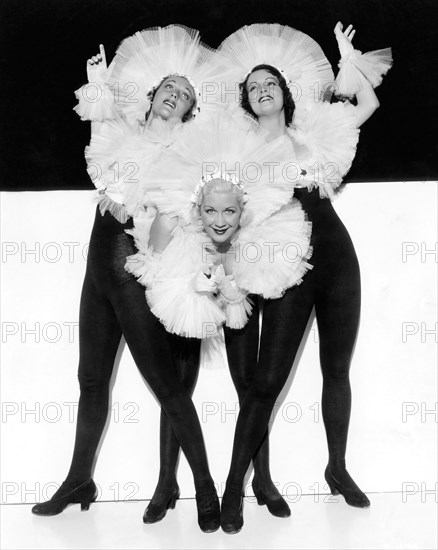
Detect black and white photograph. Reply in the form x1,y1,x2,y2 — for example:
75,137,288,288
1,0,436,548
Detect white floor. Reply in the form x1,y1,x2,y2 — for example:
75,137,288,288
1,492,437,550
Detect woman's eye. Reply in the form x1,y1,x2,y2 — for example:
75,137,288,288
165,84,172,90
205,209,214,214
226,209,236,214
182,92,190,101
248,84,258,92
267,81,277,87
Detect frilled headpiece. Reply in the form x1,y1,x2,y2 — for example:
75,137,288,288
144,111,299,225
106,24,221,125
216,23,335,120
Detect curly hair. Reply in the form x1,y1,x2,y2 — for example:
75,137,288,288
240,64,295,126
144,75,197,123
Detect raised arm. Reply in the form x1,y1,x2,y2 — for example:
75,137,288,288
86,44,108,137
74,43,118,131
334,22,383,128
149,212,178,253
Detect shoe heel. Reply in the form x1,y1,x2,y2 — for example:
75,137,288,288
81,500,92,512
168,492,179,510
80,491,97,511
253,488,265,506
326,481,340,495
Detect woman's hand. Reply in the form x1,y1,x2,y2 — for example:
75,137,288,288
217,276,243,302
334,21,356,58
87,44,108,83
192,267,218,294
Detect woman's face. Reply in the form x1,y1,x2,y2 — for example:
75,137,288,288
150,76,195,121
200,188,242,246
246,69,284,118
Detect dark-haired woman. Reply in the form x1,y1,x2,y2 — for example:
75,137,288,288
217,22,392,533
31,26,221,533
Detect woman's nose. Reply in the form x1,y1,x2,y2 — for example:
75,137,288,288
216,214,226,227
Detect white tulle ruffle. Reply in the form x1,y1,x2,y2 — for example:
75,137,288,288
128,224,226,338
107,25,221,125
335,48,393,97
144,113,297,225
85,117,182,217
232,200,313,299
289,101,360,198
216,24,335,117
73,83,118,122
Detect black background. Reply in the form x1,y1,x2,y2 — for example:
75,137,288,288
1,0,436,191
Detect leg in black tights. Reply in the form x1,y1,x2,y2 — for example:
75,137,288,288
33,210,218,526
144,334,201,522
222,192,368,530
224,297,290,517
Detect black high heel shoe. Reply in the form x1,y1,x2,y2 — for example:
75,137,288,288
195,486,220,533
31,479,97,516
143,483,180,524
252,478,291,518
325,467,370,508
221,484,244,534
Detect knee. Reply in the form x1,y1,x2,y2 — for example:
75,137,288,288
321,361,350,386
78,372,109,393
230,371,252,400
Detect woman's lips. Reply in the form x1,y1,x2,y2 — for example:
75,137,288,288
163,99,176,109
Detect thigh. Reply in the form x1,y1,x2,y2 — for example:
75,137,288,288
77,270,122,387
224,295,260,398
314,236,361,377
255,275,315,396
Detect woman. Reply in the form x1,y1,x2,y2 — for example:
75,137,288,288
217,22,392,533
31,25,222,533
125,112,313,522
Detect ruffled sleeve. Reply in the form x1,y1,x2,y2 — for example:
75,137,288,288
335,48,393,97
73,82,119,122
232,199,313,299
290,101,360,198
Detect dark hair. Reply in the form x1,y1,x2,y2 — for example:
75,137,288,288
144,75,197,123
240,64,295,126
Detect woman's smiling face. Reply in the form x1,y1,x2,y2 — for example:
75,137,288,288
245,69,284,118
200,185,242,246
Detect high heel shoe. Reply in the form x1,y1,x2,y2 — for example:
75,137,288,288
324,467,370,508
221,484,244,534
252,478,291,518
143,483,180,524
31,479,97,516
195,486,220,533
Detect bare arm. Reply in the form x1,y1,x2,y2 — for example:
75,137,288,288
149,212,178,253
355,78,380,127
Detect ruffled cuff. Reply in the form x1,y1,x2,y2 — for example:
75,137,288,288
221,294,253,330
146,278,226,339
73,82,118,121
335,48,393,97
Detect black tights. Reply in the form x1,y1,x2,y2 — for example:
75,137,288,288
152,299,280,502
66,209,212,492
225,188,361,488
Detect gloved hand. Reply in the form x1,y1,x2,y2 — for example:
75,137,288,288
191,265,218,294
334,21,356,59
86,44,108,83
